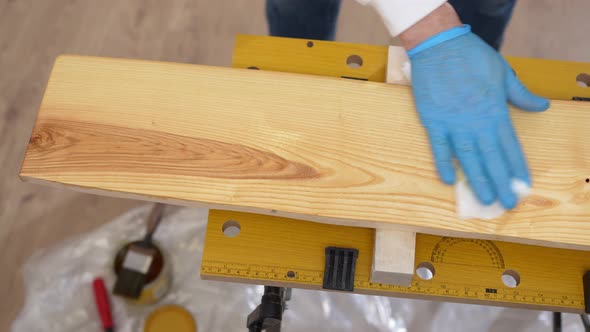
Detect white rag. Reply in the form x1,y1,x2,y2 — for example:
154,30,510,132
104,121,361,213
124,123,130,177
456,178,530,220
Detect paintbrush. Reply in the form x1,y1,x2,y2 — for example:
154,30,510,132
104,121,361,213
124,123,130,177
113,203,165,299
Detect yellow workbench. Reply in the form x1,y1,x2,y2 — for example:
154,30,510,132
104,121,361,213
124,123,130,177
201,35,590,313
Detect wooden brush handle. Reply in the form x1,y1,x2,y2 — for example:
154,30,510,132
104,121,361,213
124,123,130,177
145,203,165,242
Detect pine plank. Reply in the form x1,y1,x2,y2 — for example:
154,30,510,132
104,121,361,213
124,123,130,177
20,55,590,249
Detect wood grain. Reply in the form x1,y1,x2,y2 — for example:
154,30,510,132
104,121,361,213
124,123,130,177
20,55,590,249
28,120,319,180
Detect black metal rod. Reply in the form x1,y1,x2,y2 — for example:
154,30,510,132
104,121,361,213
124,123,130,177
553,312,562,332
583,271,590,314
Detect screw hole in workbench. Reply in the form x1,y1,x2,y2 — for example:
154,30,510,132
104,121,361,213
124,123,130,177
307,41,314,48
586,178,589,183
222,220,241,238
287,271,296,278
501,269,521,288
247,66,260,70
416,262,435,280
346,55,363,69
576,73,590,88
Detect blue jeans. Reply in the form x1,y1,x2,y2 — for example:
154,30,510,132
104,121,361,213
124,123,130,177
266,0,516,50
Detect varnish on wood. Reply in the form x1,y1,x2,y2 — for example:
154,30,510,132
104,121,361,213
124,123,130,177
20,55,590,250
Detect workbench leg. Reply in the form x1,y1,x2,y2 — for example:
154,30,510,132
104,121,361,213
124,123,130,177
553,312,562,332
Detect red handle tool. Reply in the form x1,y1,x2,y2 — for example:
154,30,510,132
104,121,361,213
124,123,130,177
93,277,114,332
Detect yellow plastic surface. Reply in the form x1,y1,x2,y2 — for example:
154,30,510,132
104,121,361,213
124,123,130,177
233,35,388,82
233,34,590,101
144,305,197,332
203,210,590,313
505,56,590,101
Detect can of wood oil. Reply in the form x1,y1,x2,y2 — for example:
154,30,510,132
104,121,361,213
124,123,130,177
113,240,172,305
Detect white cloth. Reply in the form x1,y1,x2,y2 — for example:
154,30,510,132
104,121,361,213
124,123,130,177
456,179,531,220
356,0,447,37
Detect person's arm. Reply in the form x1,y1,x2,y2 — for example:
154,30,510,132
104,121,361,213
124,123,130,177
398,3,461,49
360,1,550,209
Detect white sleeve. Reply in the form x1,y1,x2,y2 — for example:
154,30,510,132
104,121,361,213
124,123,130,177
356,0,447,37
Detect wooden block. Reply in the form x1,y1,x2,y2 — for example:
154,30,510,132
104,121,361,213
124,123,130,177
371,229,416,286
375,48,422,286
386,46,411,85
20,55,590,250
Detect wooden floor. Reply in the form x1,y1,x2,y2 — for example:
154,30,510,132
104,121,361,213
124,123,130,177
1,0,589,329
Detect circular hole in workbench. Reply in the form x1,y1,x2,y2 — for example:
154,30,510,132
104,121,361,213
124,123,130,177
346,55,363,69
501,269,521,288
307,41,314,48
416,262,435,280
222,220,241,238
586,178,589,183
576,73,590,88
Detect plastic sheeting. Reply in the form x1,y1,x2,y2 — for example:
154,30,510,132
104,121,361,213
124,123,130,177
12,205,585,331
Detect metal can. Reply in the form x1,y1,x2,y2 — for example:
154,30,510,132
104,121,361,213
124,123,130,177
144,305,197,332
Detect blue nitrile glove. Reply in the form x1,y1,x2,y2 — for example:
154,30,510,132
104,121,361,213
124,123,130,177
408,25,550,209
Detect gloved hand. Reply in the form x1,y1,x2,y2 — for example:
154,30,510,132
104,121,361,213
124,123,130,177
408,25,550,209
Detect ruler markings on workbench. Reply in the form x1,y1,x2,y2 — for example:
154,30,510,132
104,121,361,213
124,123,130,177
201,261,583,308
202,261,322,283
360,280,582,307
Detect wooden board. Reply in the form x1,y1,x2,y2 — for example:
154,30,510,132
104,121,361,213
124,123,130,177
20,55,590,249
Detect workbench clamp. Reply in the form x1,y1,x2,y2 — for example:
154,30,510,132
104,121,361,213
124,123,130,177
247,286,292,332
323,247,359,292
